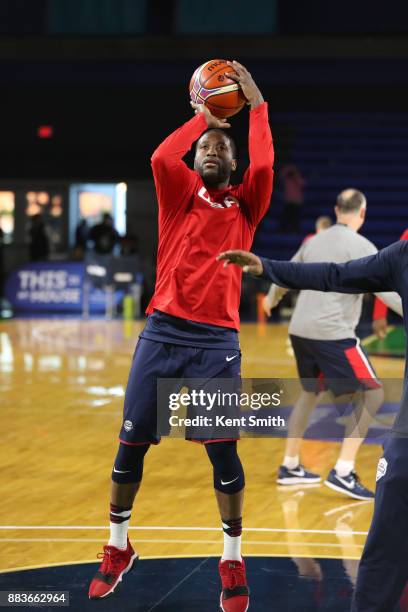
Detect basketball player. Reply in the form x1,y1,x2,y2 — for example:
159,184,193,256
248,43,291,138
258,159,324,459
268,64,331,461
262,190,402,500
217,238,408,611
88,60,274,612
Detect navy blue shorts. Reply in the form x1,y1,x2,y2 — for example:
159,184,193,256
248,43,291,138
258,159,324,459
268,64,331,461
119,337,241,446
290,334,381,396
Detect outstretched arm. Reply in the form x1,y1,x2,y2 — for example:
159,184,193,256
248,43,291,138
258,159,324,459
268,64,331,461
259,247,401,295
217,241,406,296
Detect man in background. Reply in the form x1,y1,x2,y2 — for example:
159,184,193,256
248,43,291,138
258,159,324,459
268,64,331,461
74,218,89,259
302,214,332,243
262,190,402,500
29,214,49,261
89,213,120,255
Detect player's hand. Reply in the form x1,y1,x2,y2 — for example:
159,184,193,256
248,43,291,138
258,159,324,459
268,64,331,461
225,60,264,109
190,101,231,129
217,250,263,275
373,318,388,339
262,295,272,317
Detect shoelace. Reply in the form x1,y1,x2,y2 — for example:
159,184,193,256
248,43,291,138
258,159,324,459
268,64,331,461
96,546,123,574
350,471,361,485
220,563,246,590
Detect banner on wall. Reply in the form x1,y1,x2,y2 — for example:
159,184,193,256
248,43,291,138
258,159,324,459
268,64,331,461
5,262,124,313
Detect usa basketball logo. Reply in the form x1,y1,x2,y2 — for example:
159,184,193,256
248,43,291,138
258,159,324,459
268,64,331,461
376,457,388,481
197,186,240,210
124,420,133,432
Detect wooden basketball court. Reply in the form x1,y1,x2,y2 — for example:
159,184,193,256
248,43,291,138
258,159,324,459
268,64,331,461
0,318,403,576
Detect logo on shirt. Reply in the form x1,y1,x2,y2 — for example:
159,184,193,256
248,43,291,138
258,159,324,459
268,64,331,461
197,186,240,210
376,457,388,481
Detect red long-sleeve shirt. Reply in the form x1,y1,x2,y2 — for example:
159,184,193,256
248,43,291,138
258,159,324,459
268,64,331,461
146,102,274,330
373,228,408,320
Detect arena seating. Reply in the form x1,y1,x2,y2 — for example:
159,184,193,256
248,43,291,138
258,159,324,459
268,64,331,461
255,112,408,259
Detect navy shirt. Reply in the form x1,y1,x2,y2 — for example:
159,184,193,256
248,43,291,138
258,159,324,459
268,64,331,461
140,310,240,350
259,240,408,435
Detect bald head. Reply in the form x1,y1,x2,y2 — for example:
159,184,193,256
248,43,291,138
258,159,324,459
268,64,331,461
336,189,366,214
335,189,367,232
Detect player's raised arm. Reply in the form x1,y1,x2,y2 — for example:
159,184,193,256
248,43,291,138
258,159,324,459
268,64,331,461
227,61,274,226
151,105,230,207
218,240,406,295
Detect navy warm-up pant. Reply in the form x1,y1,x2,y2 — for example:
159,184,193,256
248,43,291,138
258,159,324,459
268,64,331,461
352,437,408,612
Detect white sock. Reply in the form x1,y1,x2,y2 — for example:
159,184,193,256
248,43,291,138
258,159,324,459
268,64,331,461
335,459,354,478
109,520,130,550
222,521,242,562
283,455,299,470
109,505,131,550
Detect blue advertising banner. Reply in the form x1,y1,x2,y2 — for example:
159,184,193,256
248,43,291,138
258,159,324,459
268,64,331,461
5,262,123,313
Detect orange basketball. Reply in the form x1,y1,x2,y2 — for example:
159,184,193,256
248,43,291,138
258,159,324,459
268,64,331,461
189,59,246,119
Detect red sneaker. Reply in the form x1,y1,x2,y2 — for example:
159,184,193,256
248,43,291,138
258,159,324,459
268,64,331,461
88,538,138,599
219,558,250,611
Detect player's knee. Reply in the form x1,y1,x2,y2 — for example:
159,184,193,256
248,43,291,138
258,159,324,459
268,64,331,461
205,441,245,494
111,443,150,484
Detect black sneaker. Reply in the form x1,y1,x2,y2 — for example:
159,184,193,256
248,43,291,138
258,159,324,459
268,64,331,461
324,469,374,501
277,464,321,485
